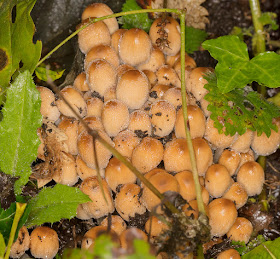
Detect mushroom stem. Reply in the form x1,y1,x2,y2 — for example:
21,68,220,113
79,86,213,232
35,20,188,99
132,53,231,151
4,203,27,259
179,11,206,215
36,8,181,67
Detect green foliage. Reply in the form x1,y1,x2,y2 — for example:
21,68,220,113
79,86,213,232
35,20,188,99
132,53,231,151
241,237,280,258
0,71,42,194
126,239,156,259
0,233,5,258
268,92,280,107
0,0,42,103
259,12,279,31
202,35,280,93
204,73,280,137
185,26,208,54
232,235,266,255
118,0,153,33
35,65,65,82
25,184,91,227
230,26,253,41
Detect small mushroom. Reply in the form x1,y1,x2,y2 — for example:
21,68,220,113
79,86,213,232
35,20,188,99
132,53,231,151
156,65,181,88
119,228,147,250
238,149,255,169
162,87,183,110
117,64,135,77
10,226,30,259
100,215,127,235
30,226,59,259
222,182,248,209
230,129,253,153
73,72,90,92
149,84,171,103
227,217,253,244
175,170,197,202
77,116,104,134
86,97,104,118
182,200,208,219
218,149,241,176
103,87,117,102
111,29,127,53
217,249,241,259
142,70,157,87
145,216,169,237
128,110,152,138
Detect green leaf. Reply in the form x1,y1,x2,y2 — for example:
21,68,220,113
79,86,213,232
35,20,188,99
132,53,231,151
0,0,42,101
268,92,280,107
26,184,91,228
35,66,65,82
0,233,5,258
204,73,280,137
185,26,208,54
126,239,156,259
242,237,280,259
0,71,42,194
118,0,153,33
259,12,279,31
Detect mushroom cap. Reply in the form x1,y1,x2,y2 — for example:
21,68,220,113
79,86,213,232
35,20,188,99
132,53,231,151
175,105,206,139
149,100,176,137
78,20,111,54
80,176,114,219
208,198,237,237
100,215,127,235
101,99,129,137
217,249,241,259
81,3,119,34
200,98,211,117
131,137,164,174
103,87,117,102
156,65,181,88
86,97,104,118
218,149,241,176
175,170,196,202
163,87,183,110
149,84,171,103
116,69,149,110
145,216,169,237
115,183,146,221
205,164,232,198
30,226,59,259
56,86,87,118
119,28,152,66
113,130,140,159
141,171,179,211
116,64,135,77
105,157,137,192
78,116,104,134
87,59,116,97
164,138,191,172
119,228,147,250
73,72,90,92
37,86,60,121
237,161,265,196
182,200,208,219
142,168,168,187
238,149,255,170
230,129,253,153
128,110,152,138
111,29,127,53
142,70,157,87
10,226,30,259
222,182,248,209
149,17,181,56
227,217,253,244
76,203,92,220
84,45,120,71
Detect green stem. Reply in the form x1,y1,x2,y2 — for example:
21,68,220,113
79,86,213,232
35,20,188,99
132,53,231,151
4,203,27,259
197,244,204,259
179,12,205,215
36,8,180,67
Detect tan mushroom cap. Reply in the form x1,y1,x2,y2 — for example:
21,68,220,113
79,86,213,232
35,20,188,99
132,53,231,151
237,161,265,196
116,69,149,110
37,86,60,121
149,84,171,103
227,217,253,244
149,17,181,56
113,130,140,159
238,149,255,169
218,149,241,176
217,249,241,259
78,116,104,135
175,105,206,139
149,100,176,138
200,98,211,117
162,87,185,111
131,137,164,174
115,183,146,221
78,20,111,54
164,138,191,172
80,176,114,219
100,215,127,235
142,70,157,87
30,226,59,259
78,129,113,169
208,198,237,237
10,226,30,259
145,216,169,237
182,200,208,219
85,97,103,118
166,52,196,68
156,65,181,88
142,168,167,187
81,3,119,34
56,86,87,118
101,99,129,137
175,170,197,202
141,171,179,211
76,203,92,220
128,110,152,138
105,157,137,192
205,164,232,198
116,64,135,77
119,28,152,66
230,129,253,153
222,182,248,209
119,228,147,250
73,72,90,92
87,59,116,97
111,29,127,53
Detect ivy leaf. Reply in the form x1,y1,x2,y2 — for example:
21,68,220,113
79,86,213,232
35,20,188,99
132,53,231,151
25,184,91,228
259,12,279,31
118,0,153,33
0,233,5,258
204,73,280,137
35,66,65,82
0,71,42,194
242,237,280,259
0,0,42,102
185,26,208,54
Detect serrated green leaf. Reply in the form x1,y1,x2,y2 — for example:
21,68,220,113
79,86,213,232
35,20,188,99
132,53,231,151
242,237,280,259
26,184,91,228
118,0,153,33
259,12,279,31
185,26,208,54
35,66,65,82
0,71,42,194
268,92,280,107
0,233,5,258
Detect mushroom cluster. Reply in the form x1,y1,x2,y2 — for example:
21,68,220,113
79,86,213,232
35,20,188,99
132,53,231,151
30,2,280,258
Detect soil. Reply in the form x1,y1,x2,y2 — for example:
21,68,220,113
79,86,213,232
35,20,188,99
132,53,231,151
1,0,279,257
